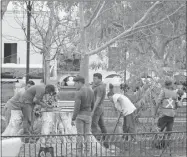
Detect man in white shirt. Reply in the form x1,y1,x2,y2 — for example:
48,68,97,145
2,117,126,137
107,91,136,141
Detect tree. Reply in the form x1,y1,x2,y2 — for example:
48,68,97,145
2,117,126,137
85,1,186,80
6,1,186,84
12,1,77,83
75,0,186,84
1,0,10,19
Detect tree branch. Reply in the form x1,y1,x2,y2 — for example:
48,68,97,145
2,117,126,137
84,0,105,28
31,15,45,42
164,32,186,61
20,22,43,51
165,32,186,46
131,1,161,29
87,3,184,56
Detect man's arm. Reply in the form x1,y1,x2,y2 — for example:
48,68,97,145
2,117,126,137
34,88,53,108
33,98,52,108
91,92,95,111
92,96,102,114
92,87,103,114
72,92,81,121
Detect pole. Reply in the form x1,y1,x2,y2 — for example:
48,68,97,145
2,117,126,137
79,2,89,85
124,50,126,83
26,1,31,83
124,46,127,94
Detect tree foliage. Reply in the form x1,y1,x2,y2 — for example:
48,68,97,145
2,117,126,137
94,1,186,79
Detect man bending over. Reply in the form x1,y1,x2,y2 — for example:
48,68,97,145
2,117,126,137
3,80,35,127
20,84,56,134
107,86,137,142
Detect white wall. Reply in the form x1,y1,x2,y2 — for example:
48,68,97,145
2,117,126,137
2,11,42,65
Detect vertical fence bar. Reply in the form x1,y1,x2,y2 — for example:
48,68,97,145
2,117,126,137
71,141,73,157
56,136,57,157
96,141,98,157
24,141,26,157
35,140,36,157
91,138,93,157
29,142,31,157
61,142,62,157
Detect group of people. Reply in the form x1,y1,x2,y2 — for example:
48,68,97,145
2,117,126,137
71,73,109,151
71,73,142,152
3,73,185,152
71,74,185,152
3,81,56,135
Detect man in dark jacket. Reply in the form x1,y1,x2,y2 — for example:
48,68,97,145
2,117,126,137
71,75,94,155
91,73,109,148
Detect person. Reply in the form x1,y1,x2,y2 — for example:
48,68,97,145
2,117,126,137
71,75,94,155
91,73,109,148
124,80,151,104
3,80,35,127
154,79,181,135
20,84,56,134
107,85,137,141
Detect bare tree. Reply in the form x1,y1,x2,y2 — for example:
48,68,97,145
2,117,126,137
13,1,77,83
1,0,10,19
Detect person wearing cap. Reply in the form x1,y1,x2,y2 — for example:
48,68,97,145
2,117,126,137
20,84,56,134
107,85,137,141
154,79,181,134
3,80,35,127
71,75,94,154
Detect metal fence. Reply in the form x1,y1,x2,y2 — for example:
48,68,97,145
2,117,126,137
2,131,186,157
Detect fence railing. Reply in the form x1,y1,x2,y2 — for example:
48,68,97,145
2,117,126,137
2,131,186,157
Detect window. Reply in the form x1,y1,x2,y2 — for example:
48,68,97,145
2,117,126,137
4,43,17,63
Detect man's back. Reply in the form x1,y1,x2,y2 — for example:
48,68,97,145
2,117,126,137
5,88,26,110
79,86,94,112
113,94,136,116
21,85,45,103
158,88,178,117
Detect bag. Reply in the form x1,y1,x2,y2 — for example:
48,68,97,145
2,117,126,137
38,147,54,157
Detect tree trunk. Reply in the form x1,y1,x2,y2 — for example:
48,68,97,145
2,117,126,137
1,0,10,19
80,55,89,84
43,53,51,84
79,2,89,84
42,1,56,84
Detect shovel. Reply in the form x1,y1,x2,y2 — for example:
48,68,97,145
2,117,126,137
113,111,123,133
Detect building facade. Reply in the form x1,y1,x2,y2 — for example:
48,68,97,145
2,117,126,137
2,11,42,65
